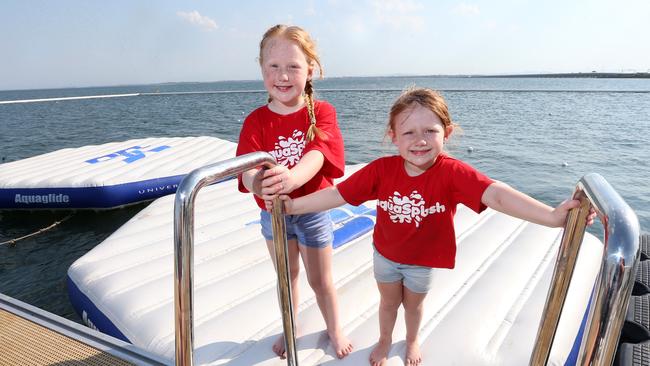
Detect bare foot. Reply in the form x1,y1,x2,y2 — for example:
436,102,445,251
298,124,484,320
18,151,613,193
369,337,391,366
329,331,353,358
405,340,421,365
272,335,287,359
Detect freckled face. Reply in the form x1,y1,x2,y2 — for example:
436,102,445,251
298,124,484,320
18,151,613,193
261,37,313,114
391,104,451,176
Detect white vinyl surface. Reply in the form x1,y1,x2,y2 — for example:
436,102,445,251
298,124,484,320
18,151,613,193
0,136,237,209
0,136,236,188
68,164,603,365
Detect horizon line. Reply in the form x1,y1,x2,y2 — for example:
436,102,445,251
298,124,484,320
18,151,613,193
2,71,649,93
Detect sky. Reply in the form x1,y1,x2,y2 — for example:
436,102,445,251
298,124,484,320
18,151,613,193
1,0,649,90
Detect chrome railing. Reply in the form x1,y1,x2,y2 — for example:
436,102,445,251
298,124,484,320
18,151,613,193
173,152,298,366
530,173,640,365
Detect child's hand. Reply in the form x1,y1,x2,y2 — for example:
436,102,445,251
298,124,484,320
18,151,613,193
261,165,295,196
264,195,294,214
280,195,294,214
553,199,597,227
585,206,597,225
249,168,265,197
264,198,274,212
248,168,284,202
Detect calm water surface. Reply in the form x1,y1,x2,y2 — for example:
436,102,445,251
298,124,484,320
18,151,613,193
1,76,649,323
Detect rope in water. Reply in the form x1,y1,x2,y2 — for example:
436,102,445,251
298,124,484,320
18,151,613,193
0,214,73,247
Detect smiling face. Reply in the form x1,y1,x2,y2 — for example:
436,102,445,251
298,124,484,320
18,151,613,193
261,37,313,114
390,104,452,176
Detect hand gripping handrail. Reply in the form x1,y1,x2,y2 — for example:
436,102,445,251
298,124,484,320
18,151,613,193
173,152,298,366
530,173,640,365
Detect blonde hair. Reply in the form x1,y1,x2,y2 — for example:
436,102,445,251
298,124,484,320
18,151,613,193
259,24,324,141
387,87,457,138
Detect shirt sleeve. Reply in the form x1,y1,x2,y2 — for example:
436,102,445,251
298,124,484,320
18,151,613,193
235,112,262,193
336,160,380,205
450,159,494,213
303,101,345,178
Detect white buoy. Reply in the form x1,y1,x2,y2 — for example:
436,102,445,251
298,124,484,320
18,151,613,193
467,146,474,153
562,161,569,167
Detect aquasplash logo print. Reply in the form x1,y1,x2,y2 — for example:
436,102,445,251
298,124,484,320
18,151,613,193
270,130,305,167
378,191,446,227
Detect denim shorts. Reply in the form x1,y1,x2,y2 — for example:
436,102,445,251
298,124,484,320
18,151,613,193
259,210,333,248
373,246,435,293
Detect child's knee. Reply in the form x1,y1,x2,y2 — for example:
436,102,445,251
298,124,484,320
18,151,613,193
288,265,300,280
307,274,330,294
402,293,427,312
403,300,424,313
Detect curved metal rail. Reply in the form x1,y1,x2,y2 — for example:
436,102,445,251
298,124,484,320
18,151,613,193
530,173,640,365
173,152,298,366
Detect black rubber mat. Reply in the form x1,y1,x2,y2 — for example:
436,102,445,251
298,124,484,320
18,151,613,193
616,341,650,366
622,294,650,343
640,235,649,261
634,261,650,296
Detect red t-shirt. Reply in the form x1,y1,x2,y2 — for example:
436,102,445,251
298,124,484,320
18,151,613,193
236,100,345,209
337,154,493,268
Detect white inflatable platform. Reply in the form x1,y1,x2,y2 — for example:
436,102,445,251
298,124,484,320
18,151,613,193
67,165,603,365
0,136,236,209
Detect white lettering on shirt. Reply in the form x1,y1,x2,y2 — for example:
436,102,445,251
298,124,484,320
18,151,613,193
270,130,305,167
378,190,445,228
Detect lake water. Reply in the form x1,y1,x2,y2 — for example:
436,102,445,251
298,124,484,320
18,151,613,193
1,76,649,323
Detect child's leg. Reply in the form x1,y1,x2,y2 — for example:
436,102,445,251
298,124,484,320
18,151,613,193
402,287,427,366
266,238,301,359
300,244,353,358
370,281,403,366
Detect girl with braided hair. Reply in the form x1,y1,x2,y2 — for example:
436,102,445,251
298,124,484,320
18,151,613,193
236,24,351,359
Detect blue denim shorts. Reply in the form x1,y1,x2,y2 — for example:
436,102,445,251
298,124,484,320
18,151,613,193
260,210,333,248
373,246,435,293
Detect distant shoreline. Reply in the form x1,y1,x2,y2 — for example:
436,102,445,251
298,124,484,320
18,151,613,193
2,72,649,92
346,72,650,80
480,72,650,79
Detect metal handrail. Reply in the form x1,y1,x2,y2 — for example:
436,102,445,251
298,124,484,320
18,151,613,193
173,152,298,366
530,173,640,365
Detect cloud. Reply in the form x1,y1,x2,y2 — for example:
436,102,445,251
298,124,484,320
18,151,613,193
305,0,317,15
177,10,218,31
452,3,480,16
370,0,425,31
350,20,366,34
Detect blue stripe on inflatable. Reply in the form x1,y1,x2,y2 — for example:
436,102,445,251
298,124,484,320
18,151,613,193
333,216,375,249
564,285,595,366
345,204,374,215
330,204,374,223
66,276,130,343
330,208,352,224
0,175,233,209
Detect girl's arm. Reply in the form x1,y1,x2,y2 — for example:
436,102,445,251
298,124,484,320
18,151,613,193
261,150,324,198
481,181,581,227
241,168,264,197
267,186,346,214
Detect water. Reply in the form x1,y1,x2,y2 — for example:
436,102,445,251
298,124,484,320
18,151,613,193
1,76,649,324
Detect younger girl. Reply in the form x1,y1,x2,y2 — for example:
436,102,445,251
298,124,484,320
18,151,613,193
267,87,593,366
236,24,352,359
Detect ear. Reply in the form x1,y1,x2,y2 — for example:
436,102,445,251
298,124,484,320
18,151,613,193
388,129,397,144
444,125,454,140
307,65,314,80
